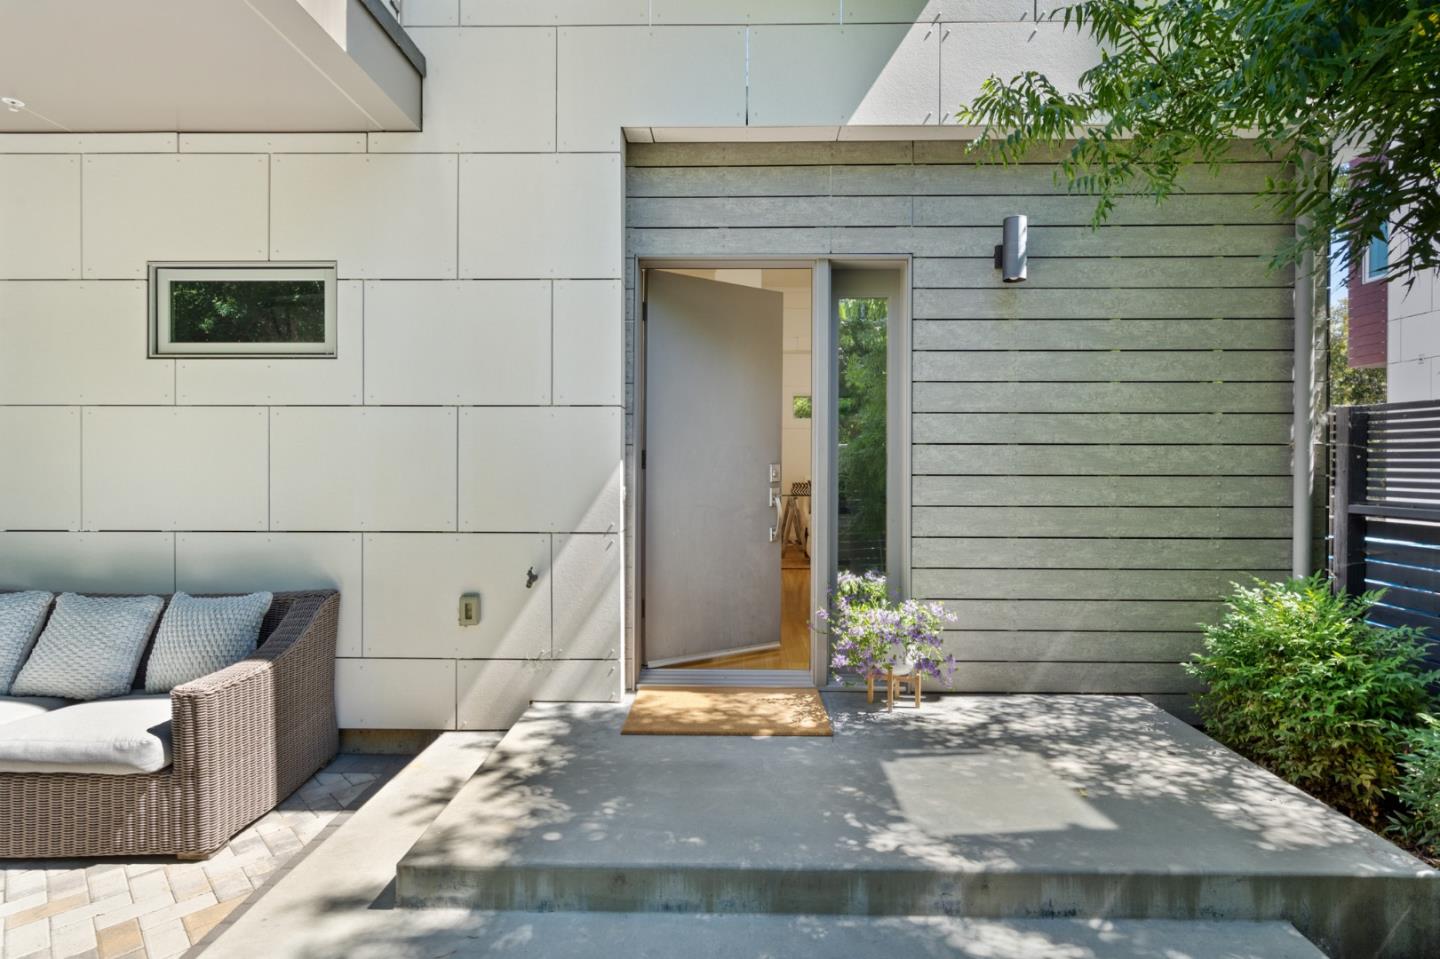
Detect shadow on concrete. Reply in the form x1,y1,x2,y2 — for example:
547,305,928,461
274,693,1437,958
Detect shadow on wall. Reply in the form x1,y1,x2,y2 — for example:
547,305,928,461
453,471,626,729
738,1,1098,130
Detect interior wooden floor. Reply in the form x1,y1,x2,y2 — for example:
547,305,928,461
676,548,811,670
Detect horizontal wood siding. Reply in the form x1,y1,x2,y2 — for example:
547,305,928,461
625,140,1295,698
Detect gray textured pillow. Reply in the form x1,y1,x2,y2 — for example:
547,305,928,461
144,592,273,693
0,591,53,695
11,593,163,701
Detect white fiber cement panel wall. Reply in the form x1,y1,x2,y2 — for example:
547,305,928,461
0,2,1097,730
1385,223,1440,401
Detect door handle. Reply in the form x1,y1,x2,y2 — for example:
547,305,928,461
769,489,781,542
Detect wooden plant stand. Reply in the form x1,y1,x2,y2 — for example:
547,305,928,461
865,669,923,711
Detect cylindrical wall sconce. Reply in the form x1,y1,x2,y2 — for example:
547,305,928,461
993,214,1028,283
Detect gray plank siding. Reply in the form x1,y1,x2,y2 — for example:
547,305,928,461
911,444,1292,476
939,600,1226,631
626,195,914,228
912,475,1292,507
911,412,1293,444
624,140,1295,698
629,223,1296,257
913,256,1293,290
913,193,1282,226
912,350,1293,382
913,506,1292,538
914,537,1290,570
913,382,1294,413
945,663,1203,694
915,569,1275,601
943,631,1204,663
913,319,1293,348
912,288,1293,319
629,161,1286,198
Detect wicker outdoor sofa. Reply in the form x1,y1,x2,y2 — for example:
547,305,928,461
0,589,339,860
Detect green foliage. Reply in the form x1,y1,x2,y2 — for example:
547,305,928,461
955,0,1440,279
837,297,888,570
170,279,325,344
1329,301,1387,407
792,395,813,419
1392,715,1440,856
1186,574,1436,822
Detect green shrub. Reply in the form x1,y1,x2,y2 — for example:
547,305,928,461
1392,715,1440,855
1186,574,1436,823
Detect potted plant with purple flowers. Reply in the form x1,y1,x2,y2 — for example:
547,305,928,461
817,571,957,710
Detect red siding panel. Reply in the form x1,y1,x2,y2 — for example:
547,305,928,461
1348,260,1387,368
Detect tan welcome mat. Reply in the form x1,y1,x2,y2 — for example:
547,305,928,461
621,686,833,737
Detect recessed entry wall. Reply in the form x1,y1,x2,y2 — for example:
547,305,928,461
625,140,1297,712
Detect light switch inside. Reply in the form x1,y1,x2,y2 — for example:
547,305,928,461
458,592,481,626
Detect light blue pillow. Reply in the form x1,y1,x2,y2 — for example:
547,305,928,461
11,593,164,701
144,592,273,693
0,591,53,695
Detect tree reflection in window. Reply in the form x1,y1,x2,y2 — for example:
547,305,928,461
169,280,326,344
837,297,886,574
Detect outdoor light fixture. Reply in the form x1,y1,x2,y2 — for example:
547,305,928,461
993,214,1028,283
1,97,23,113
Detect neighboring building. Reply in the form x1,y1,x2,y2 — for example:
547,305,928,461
1346,231,1389,371
1382,255,1440,402
0,0,1309,731
1344,201,1440,401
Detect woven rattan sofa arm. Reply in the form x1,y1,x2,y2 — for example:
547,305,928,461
166,591,340,854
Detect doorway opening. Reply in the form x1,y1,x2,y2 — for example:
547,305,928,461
633,259,909,690
640,268,813,675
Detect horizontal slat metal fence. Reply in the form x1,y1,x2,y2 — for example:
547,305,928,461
1331,400,1440,671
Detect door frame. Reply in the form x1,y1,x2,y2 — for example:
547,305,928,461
630,256,912,690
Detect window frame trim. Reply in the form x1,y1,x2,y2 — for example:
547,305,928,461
147,261,339,358
1363,224,1390,284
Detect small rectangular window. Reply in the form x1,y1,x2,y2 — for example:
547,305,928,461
1366,224,1389,282
149,262,337,357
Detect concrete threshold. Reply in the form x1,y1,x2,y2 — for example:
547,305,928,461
396,694,1439,959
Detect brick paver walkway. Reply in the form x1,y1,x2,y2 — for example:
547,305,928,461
0,754,408,959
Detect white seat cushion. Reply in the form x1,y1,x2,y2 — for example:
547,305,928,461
0,695,68,729
0,694,172,774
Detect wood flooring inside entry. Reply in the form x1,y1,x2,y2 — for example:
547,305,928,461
676,548,810,670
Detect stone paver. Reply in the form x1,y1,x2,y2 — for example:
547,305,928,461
0,754,405,959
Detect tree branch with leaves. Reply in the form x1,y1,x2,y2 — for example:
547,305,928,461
956,0,1440,278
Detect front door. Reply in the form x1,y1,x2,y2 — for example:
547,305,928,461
643,271,783,666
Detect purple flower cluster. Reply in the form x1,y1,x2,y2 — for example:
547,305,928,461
817,571,958,686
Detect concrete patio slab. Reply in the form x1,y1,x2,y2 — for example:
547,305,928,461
199,732,503,959
397,693,1439,959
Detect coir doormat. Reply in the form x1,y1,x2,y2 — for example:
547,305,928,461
620,686,832,737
